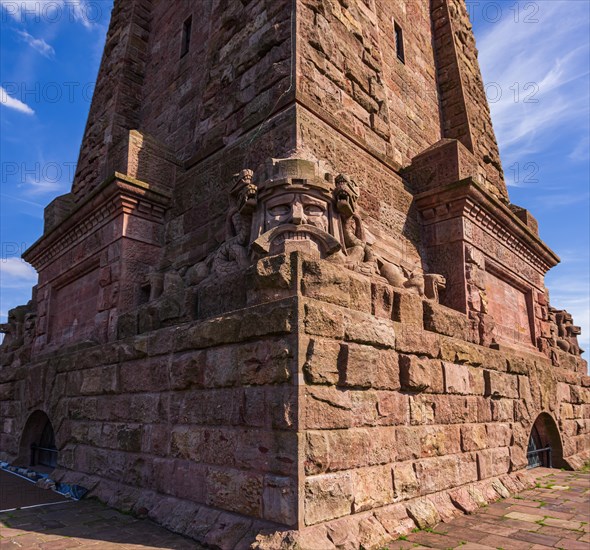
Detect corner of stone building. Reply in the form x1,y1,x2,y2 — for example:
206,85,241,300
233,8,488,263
1,1,589,549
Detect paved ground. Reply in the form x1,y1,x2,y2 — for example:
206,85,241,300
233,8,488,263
0,468,587,549
0,471,67,512
394,468,590,550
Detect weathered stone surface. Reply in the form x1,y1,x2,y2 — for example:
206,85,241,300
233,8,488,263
351,465,394,512
405,498,441,529
443,362,472,394
477,447,511,479
460,424,487,452
424,302,474,341
374,503,416,537
302,338,341,386
305,427,396,475
392,462,419,501
449,487,480,514
394,323,442,358
400,355,444,393
304,472,354,526
343,311,396,349
392,291,424,326
0,1,587,548
262,475,297,526
206,468,263,518
339,343,399,390
414,454,478,495
485,370,519,399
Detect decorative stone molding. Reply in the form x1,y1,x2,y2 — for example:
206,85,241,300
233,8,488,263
415,178,559,277
24,173,171,272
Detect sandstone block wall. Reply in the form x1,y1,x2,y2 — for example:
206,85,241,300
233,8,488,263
1,274,302,546
73,0,152,200
432,0,507,200
2,1,589,548
297,0,441,167
2,252,588,549
297,256,589,539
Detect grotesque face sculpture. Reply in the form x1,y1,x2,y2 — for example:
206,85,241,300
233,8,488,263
230,169,257,215
253,185,341,259
265,192,330,233
334,173,360,218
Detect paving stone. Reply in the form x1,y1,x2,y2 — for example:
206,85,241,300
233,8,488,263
511,529,561,546
554,539,590,550
474,533,534,549
505,510,547,523
543,517,584,531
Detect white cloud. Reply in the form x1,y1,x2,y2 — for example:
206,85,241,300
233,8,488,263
1,0,96,28
16,29,55,58
531,192,590,211
0,85,34,114
22,174,65,194
477,1,590,171
0,258,37,286
68,0,94,29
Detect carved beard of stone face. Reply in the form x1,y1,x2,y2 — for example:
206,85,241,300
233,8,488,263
253,191,341,258
265,193,329,232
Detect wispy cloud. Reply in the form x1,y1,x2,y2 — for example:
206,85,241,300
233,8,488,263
478,1,590,171
23,174,65,195
530,192,590,211
68,0,95,29
16,29,55,58
0,85,34,114
1,0,96,28
569,136,590,163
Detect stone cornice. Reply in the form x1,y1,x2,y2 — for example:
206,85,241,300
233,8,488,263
414,178,560,274
23,173,171,271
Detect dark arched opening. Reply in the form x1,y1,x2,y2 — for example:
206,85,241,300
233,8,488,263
527,412,567,469
16,410,58,472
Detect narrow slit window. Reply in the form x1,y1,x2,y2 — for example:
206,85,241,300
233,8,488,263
394,22,405,64
181,16,192,58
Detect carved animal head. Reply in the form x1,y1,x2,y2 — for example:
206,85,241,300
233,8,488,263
569,325,582,336
334,174,360,218
230,169,257,214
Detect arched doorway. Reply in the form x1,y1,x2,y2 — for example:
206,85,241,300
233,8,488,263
527,412,566,469
17,411,58,472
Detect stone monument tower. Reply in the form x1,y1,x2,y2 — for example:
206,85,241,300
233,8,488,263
1,1,588,548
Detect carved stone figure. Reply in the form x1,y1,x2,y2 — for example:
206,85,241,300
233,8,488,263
23,313,37,347
333,174,379,276
0,304,32,350
187,169,257,285
252,161,341,259
184,160,446,305
551,308,583,356
333,172,446,300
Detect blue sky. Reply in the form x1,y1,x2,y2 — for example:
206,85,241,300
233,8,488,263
1,1,589,354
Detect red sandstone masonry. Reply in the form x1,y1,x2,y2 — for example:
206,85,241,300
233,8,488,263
1,1,588,549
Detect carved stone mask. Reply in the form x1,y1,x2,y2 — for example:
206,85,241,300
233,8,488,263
253,189,341,258
265,192,329,233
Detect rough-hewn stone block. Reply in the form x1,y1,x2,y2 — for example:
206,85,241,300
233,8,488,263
484,370,519,399
340,343,400,390
305,472,354,526
400,355,444,393
443,362,471,394
423,301,473,341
